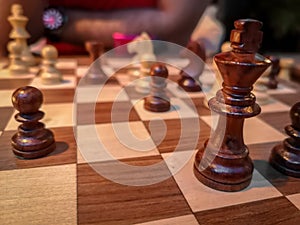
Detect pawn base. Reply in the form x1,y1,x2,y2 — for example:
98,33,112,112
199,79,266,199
144,96,170,112
269,141,300,178
41,72,63,85
12,142,56,159
178,77,201,92
9,65,28,75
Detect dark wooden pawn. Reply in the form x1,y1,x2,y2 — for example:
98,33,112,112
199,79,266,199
178,40,206,92
270,102,300,177
144,64,170,112
84,41,107,84
266,55,280,89
11,86,56,159
194,19,271,191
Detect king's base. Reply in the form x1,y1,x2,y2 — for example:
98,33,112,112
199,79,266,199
12,142,56,159
193,165,252,192
194,145,254,192
270,143,300,178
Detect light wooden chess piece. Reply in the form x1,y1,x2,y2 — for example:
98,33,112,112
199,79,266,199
136,55,155,94
7,40,28,75
279,58,294,81
203,41,230,108
40,45,63,85
8,4,35,66
177,40,206,92
127,32,156,94
84,41,107,84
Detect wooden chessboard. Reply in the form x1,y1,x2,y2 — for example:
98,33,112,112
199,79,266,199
0,56,300,225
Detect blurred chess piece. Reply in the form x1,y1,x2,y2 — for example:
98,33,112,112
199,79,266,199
253,56,280,105
84,41,107,84
279,58,294,81
8,4,36,66
137,56,155,94
203,41,230,108
11,86,56,159
40,45,63,85
270,102,300,177
191,4,225,57
7,40,28,75
144,64,170,112
220,41,232,52
178,40,206,92
266,56,280,89
127,32,156,94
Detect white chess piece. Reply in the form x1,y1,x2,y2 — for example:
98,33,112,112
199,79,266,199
7,40,28,75
136,55,155,94
8,4,36,66
40,45,63,85
203,41,230,108
127,32,156,64
127,32,156,94
279,58,294,81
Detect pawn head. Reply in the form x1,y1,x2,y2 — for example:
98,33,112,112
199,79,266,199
150,63,168,78
12,86,43,114
42,45,58,60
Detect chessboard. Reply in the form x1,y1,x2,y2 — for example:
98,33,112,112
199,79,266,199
0,55,300,225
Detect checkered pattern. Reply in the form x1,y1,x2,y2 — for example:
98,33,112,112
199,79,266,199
0,56,299,225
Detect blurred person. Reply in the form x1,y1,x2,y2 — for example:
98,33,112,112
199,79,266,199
0,0,210,56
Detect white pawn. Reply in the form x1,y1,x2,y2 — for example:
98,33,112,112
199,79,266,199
40,45,62,85
7,40,28,75
127,32,156,94
279,58,294,81
8,4,35,66
136,55,155,94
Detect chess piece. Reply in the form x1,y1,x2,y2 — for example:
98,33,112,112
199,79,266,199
127,32,156,64
11,86,56,159
279,58,294,81
40,45,63,85
84,41,107,84
178,40,206,92
194,19,271,191
266,56,280,89
144,64,170,112
221,41,232,52
203,41,230,109
270,102,300,177
7,40,29,75
127,32,156,94
8,4,35,66
135,55,155,94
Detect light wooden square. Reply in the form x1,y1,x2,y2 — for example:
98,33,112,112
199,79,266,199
77,121,159,163
5,103,74,130
0,164,77,225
